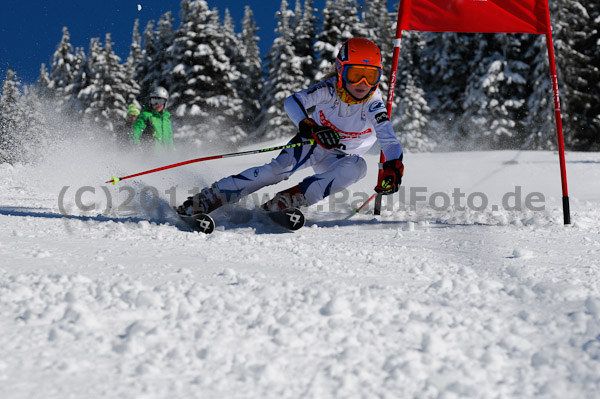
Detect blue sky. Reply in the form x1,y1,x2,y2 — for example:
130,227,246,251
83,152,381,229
1,0,338,84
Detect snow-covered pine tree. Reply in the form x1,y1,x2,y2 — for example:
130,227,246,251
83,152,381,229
394,74,434,152
154,11,176,88
77,34,140,133
237,5,263,132
312,1,336,80
123,19,143,109
219,8,246,141
293,0,303,55
125,19,143,84
453,33,494,149
524,35,556,150
292,0,319,85
590,1,600,150
222,9,239,64
0,68,25,164
553,0,600,150
36,63,52,100
392,31,434,152
255,0,306,140
293,0,302,31
314,0,367,79
494,33,534,147
64,47,87,117
49,26,77,109
156,11,176,60
169,0,244,144
17,84,48,161
419,32,478,145
137,19,157,101
458,33,532,149
75,37,104,126
139,12,175,104
363,0,394,95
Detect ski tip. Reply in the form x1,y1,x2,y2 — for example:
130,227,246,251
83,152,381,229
178,213,216,234
267,207,305,231
193,213,216,234
286,208,305,231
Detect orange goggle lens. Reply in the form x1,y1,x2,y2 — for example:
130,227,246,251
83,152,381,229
343,66,382,87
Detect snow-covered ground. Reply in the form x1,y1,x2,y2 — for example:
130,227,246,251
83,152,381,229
1,139,599,398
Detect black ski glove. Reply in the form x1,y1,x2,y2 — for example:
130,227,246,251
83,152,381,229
298,118,341,150
374,158,404,195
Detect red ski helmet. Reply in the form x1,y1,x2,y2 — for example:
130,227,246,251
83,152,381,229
335,38,383,92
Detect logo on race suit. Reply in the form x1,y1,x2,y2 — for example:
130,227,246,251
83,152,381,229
374,112,389,124
318,110,372,139
368,101,385,113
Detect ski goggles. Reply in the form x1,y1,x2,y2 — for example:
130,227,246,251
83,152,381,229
342,65,382,87
150,97,167,106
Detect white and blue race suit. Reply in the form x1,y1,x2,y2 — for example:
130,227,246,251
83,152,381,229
213,77,404,206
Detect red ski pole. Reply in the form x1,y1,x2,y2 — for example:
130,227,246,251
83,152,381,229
106,139,314,185
345,193,377,219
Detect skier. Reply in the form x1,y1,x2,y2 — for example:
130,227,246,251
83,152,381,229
177,37,404,216
126,104,140,125
131,86,174,150
115,104,140,145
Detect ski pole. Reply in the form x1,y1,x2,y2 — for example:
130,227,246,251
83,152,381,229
346,193,377,219
106,139,315,185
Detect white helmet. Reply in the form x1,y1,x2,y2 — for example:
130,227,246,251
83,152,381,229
150,86,169,101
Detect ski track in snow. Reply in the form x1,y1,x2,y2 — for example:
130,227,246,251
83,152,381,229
1,146,599,399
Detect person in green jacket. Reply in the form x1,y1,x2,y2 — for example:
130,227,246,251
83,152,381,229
131,86,174,150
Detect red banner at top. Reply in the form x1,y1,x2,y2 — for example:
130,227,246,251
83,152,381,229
398,0,550,34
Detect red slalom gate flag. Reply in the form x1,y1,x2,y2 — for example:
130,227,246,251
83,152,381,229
398,0,550,34
372,0,571,224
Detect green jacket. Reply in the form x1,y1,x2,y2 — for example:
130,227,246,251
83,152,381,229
131,105,174,150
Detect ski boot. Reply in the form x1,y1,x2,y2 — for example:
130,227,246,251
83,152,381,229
177,184,224,216
262,185,308,212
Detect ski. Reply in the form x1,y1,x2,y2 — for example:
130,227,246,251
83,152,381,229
178,212,216,234
176,207,304,233
265,207,305,231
